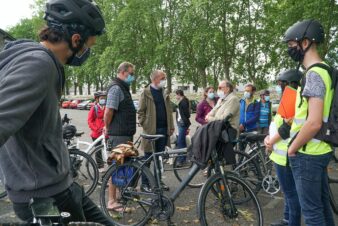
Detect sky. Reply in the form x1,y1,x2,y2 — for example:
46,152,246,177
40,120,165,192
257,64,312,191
0,0,36,30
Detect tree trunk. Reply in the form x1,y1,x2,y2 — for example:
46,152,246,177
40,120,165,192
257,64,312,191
74,82,77,96
199,67,207,88
65,82,70,95
166,68,172,94
79,85,83,95
87,82,91,95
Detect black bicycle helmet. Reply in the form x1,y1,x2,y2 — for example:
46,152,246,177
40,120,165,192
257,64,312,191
278,69,303,83
283,19,324,44
94,91,107,97
62,124,77,140
45,0,105,36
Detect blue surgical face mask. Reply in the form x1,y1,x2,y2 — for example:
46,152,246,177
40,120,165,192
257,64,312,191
207,93,215,99
66,47,91,66
264,96,270,102
275,85,282,96
125,74,135,85
99,99,106,106
244,91,251,99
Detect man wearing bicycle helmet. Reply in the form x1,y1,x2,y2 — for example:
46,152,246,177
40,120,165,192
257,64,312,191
0,0,113,224
283,20,334,225
264,69,302,226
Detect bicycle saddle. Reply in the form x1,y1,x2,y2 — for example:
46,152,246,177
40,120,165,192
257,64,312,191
75,132,84,137
245,133,267,142
140,133,165,141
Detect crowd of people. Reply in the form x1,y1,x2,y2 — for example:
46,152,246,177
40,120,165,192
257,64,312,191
0,0,335,225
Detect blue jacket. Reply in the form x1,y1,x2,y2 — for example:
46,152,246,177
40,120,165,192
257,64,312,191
239,99,260,132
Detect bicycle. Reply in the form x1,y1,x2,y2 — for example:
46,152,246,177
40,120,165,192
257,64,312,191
328,149,338,215
99,115,263,226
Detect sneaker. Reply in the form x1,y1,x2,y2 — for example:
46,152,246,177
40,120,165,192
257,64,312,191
160,181,169,191
270,219,288,226
140,184,152,193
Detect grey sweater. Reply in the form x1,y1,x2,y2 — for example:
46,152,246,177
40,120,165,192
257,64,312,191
0,40,72,203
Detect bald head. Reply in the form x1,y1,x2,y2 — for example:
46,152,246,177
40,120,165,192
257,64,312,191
218,80,234,94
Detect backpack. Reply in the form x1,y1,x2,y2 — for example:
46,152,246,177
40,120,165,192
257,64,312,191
111,165,136,187
308,63,338,147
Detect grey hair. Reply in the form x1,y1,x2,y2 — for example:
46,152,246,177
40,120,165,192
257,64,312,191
150,70,166,81
117,62,135,73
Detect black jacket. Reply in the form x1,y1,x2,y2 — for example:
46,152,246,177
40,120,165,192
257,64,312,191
189,120,236,169
176,97,191,127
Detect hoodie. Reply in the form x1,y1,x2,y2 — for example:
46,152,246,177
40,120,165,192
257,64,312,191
0,40,72,203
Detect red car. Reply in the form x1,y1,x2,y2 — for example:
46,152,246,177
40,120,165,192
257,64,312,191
70,100,82,109
62,100,72,109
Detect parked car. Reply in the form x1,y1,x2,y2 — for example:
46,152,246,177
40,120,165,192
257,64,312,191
189,100,198,113
77,100,93,110
62,100,72,109
70,100,82,109
271,99,280,115
86,102,95,110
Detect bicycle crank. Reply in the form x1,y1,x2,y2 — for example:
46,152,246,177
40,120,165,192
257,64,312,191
262,174,280,195
151,195,174,221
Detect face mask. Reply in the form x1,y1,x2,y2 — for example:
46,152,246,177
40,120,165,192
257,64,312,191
287,46,304,62
99,99,106,106
207,93,215,99
244,91,251,99
66,47,91,66
217,91,225,99
125,74,135,85
158,80,167,88
275,85,282,96
264,96,270,102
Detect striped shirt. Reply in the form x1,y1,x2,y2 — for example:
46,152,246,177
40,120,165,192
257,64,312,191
259,101,271,128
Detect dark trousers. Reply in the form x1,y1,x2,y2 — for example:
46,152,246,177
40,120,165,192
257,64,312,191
92,137,103,168
12,182,114,225
289,152,335,226
176,126,188,163
142,127,167,185
274,163,301,226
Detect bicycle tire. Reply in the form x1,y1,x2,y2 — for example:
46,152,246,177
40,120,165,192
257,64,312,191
69,149,99,196
100,160,156,226
173,154,205,188
232,150,263,194
88,144,108,185
198,173,263,226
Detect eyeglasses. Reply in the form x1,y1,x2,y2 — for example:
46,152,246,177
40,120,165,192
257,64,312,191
218,86,225,89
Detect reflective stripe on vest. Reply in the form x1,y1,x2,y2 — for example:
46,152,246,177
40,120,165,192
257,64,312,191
270,114,288,166
290,65,333,155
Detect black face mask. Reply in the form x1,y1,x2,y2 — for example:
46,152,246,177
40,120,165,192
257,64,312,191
66,48,91,66
287,46,304,62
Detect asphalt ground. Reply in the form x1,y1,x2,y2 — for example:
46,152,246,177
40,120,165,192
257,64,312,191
1,108,338,226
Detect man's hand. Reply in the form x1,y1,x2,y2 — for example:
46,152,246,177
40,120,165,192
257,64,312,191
239,124,245,132
288,147,297,157
264,135,273,151
102,126,107,136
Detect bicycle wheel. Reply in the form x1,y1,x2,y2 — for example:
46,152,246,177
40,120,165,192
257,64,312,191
198,173,263,226
69,149,99,196
232,150,263,193
100,159,156,226
0,177,6,199
173,154,205,188
89,144,109,185
328,154,338,215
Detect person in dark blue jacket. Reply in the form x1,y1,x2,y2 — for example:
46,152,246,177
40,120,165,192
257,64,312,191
239,84,260,133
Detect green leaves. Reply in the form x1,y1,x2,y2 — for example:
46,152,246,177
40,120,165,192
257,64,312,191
5,0,338,93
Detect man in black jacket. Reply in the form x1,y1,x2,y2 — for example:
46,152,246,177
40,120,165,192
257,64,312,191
0,0,113,224
175,89,191,166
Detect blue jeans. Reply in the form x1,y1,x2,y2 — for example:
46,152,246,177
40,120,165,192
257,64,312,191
274,163,301,226
142,127,167,185
176,126,188,163
289,152,335,226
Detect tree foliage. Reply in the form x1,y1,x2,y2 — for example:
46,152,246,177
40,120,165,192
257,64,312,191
5,0,338,94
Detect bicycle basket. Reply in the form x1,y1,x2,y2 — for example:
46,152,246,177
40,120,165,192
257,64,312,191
111,165,136,187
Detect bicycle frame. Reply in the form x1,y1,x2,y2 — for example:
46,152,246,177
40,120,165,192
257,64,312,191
74,134,108,162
